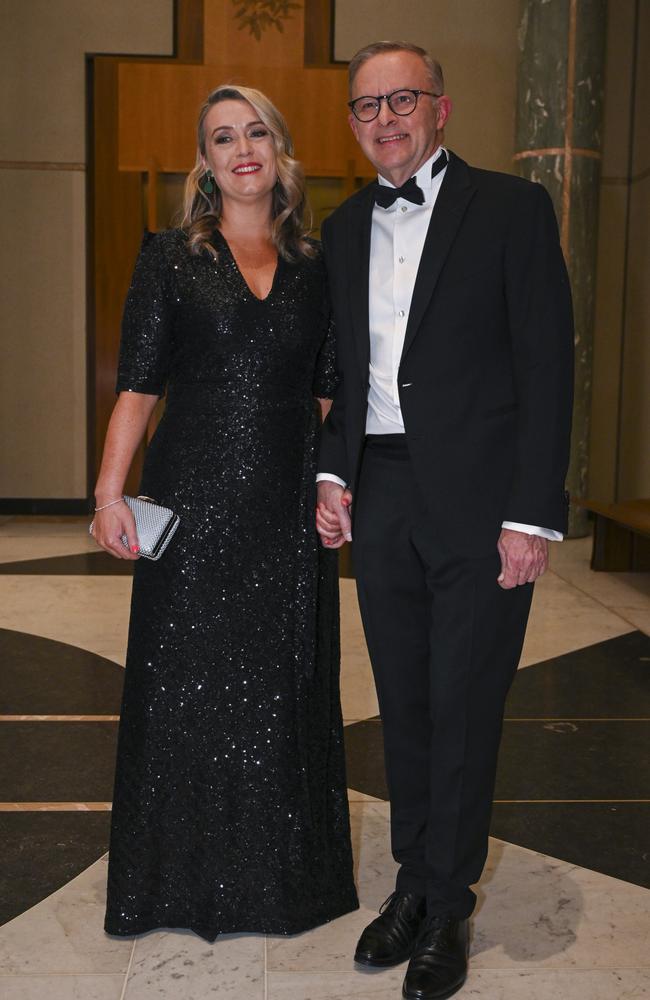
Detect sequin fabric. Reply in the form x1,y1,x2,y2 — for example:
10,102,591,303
105,229,358,940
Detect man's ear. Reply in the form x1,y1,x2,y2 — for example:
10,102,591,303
435,96,453,131
348,113,360,142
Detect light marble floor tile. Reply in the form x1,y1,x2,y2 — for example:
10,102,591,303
266,968,650,999
550,537,650,635
473,840,650,970
340,579,378,721
268,804,650,975
0,857,132,975
347,789,383,803
0,576,131,666
0,976,126,1000
0,520,90,538
518,569,633,668
267,969,405,999
124,930,264,998
606,605,650,636
0,535,97,563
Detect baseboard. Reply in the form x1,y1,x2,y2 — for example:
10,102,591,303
0,498,92,516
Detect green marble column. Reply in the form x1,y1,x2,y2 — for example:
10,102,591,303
515,0,607,536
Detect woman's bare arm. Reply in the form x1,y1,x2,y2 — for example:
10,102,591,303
92,391,159,559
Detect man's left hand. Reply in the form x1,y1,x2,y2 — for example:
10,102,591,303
497,528,548,589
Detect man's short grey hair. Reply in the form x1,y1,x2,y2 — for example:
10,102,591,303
348,41,444,97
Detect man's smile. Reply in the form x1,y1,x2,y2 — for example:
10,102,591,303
377,133,409,144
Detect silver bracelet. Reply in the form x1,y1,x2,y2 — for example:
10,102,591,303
94,497,124,512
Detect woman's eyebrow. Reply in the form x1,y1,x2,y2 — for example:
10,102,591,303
211,120,265,135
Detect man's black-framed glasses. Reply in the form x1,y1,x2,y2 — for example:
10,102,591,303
348,88,441,122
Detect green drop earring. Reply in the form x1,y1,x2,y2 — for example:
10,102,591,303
202,169,214,195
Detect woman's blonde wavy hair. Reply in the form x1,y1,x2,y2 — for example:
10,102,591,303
180,85,315,261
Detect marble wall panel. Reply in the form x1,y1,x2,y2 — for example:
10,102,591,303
515,0,569,152
0,0,173,163
572,0,607,151
0,170,87,497
0,0,174,499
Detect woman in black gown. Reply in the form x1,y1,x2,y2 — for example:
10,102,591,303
91,85,358,940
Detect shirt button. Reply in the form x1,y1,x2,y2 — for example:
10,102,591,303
398,256,405,263
398,309,405,317
401,206,408,213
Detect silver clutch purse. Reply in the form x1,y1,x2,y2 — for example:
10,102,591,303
121,495,180,560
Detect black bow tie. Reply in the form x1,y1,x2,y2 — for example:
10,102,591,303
375,174,423,208
374,150,448,209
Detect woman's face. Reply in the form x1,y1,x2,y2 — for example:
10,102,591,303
201,99,278,207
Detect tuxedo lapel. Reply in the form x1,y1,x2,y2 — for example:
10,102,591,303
346,185,374,381
401,153,477,361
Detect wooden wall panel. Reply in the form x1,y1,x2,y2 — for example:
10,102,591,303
90,58,148,495
90,0,204,489
117,62,373,177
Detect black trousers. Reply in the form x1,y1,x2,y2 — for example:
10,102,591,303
353,435,533,918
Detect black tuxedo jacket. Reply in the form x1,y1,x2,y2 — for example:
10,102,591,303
318,151,574,555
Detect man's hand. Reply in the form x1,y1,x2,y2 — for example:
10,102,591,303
316,481,353,548
497,528,548,589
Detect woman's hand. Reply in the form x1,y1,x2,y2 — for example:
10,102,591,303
91,500,140,560
91,390,159,561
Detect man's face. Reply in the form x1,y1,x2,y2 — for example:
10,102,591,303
348,51,451,187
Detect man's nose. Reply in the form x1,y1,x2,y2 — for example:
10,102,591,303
377,97,397,126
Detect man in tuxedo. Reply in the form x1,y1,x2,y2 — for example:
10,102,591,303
316,41,573,1000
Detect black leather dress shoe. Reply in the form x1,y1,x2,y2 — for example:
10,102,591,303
402,915,469,999
354,891,427,967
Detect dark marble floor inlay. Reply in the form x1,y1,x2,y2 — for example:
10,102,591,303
0,722,118,802
0,552,134,575
2,621,648,928
0,628,124,714
344,631,650,888
0,629,123,926
0,813,111,926
490,803,650,889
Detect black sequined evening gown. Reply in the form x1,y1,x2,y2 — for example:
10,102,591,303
104,229,358,940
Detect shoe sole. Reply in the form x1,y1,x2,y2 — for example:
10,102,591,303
401,973,467,1000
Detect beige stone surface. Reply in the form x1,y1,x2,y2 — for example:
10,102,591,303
0,169,87,497
0,0,173,499
333,0,520,174
0,0,173,163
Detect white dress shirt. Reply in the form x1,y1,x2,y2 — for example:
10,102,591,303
318,148,562,541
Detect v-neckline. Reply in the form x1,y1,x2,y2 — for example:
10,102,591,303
214,229,281,303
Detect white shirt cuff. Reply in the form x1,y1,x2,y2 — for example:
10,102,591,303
502,521,563,541
316,473,347,488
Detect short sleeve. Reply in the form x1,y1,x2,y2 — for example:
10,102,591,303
116,231,175,396
312,277,339,399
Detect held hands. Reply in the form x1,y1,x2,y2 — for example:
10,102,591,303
90,499,141,560
316,481,353,549
497,528,548,588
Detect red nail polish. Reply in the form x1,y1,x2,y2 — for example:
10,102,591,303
132,545,140,553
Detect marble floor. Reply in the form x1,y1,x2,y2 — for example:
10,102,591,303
0,516,649,999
